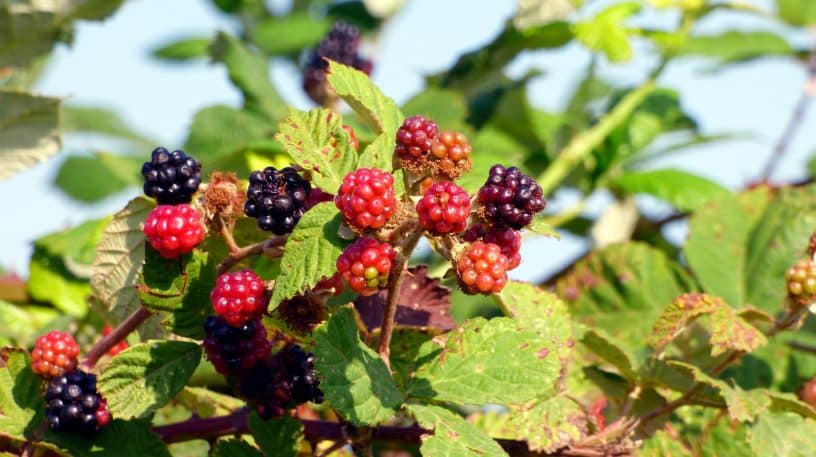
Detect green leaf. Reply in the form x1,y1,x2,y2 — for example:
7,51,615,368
210,439,263,457
640,430,693,456
410,316,565,406
555,242,693,358
776,0,816,27
748,412,816,457
184,105,276,164
210,32,286,121
401,88,469,131
98,340,202,419
248,413,302,457
406,404,508,457
174,387,244,418
650,293,766,356
270,204,349,307
275,108,357,192
43,419,171,457
527,216,560,238
250,13,330,55
0,90,61,180
581,329,637,380
327,60,403,136
55,152,144,203
573,2,640,62
151,36,210,61
0,348,43,439
610,169,730,212
313,308,403,425
677,31,794,64
356,132,394,172
500,396,585,452
139,247,216,339
0,301,60,347
61,105,156,147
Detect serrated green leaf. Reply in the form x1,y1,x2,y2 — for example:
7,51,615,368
210,439,263,457
748,412,816,457
326,60,403,135
43,419,170,457
210,32,286,121
582,329,637,380
151,36,210,61
275,108,357,192
98,340,202,419
139,247,216,339
610,169,730,212
0,348,43,439
313,308,403,425
410,316,564,405
250,13,330,56
406,404,508,457
500,396,585,452
270,203,349,307
573,2,640,62
0,90,61,180
356,132,394,172
248,413,301,457
174,387,244,418
55,152,144,203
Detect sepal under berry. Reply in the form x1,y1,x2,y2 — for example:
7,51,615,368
32,331,80,379
336,237,396,296
141,147,202,205
143,204,206,259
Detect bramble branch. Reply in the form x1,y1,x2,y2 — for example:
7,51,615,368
81,306,152,369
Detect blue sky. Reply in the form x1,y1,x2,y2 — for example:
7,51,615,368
1,0,814,282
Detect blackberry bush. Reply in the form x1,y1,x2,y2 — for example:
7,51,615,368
141,147,202,205
244,166,311,235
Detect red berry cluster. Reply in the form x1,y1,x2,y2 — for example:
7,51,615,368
31,331,111,436
416,181,471,235
336,237,396,296
456,241,510,294
210,269,268,327
335,168,397,230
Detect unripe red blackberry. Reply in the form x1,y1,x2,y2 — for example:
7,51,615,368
32,331,80,379
239,344,323,419
430,131,472,179
463,223,522,270
211,269,269,327
335,168,396,231
303,22,373,105
203,316,271,376
786,259,816,305
143,204,205,259
141,147,201,205
336,237,396,296
44,370,109,436
244,167,311,235
416,181,471,235
478,165,546,229
395,115,438,174
455,241,509,295
800,378,816,408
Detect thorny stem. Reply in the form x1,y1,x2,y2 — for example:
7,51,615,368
377,227,423,371
81,306,152,369
759,41,816,181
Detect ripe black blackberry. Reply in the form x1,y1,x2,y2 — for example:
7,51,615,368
303,21,373,105
44,370,110,436
203,316,271,376
244,167,312,235
141,147,202,204
240,344,323,419
478,165,546,229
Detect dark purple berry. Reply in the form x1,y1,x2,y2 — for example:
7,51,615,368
44,370,109,436
478,165,546,229
202,316,271,377
303,22,373,105
244,167,312,235
141,147,202,204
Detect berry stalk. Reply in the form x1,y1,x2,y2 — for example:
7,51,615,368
81,306,151,369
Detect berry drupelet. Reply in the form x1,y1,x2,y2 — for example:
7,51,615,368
203,316,271,376
45,371,110,436
478,165,546,229
786,259,816,306
240,345,323,419
416,181,471,235
32,331,80,379
244,167,311,235
303,22,373,105
211,269,268,328
143,204,206,259
335,168,396,231
336,237,396,296
141,147,202,205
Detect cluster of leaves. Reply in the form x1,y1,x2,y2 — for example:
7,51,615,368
2,0,816,456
